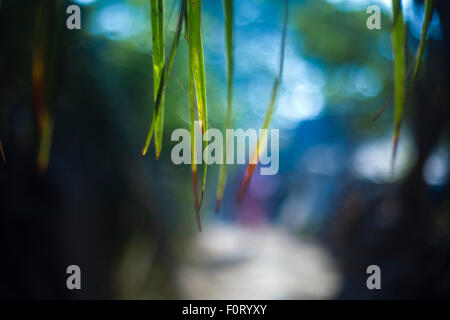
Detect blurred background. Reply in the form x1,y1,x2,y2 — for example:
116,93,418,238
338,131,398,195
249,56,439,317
0,0,449,299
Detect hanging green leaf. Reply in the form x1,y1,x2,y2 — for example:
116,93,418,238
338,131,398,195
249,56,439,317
237,0,288,202
189,72,202,231
216,0,234,213
373,0,434,123
188,0,208,135
33,0,61,172
411,0,434,87
188,0,208,228
147,0,165,159
390,0,406,170
198,32,208,210
142,0,186,157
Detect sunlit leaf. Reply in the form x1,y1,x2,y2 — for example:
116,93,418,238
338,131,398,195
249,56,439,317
190,73,202,231
142,0,185,157
188,0,208,135
198,32,208,207
188,0,208,228
146,0,165,159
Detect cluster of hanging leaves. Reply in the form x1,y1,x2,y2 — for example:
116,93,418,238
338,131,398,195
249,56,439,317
24,0,435,230
143,0,288,229
389,0,435,170
142,0,208,230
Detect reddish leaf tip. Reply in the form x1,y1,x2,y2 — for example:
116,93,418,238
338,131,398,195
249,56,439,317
192,170,199,211
391,134,400,173
195,185,203,232
215,198,222,213
236,163,257,203
195,210,202,232
372,96,393,122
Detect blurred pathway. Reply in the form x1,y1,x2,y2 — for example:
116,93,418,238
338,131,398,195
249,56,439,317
177,224,341,299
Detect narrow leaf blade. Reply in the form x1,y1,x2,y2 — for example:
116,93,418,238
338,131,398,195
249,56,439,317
151,0,165,158
32,0,61,172
391,0,406,170
216,0,234,212
411,0,434,85
237,0,288,202
188,0,208,220
142,0,185,157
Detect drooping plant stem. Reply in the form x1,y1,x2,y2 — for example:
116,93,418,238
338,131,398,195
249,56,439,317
237,0,288,202
216,0,234,213
32,0,61,172
188,0,208,228
389,0,434,171
188,0,208,136
149,0,165,159
390,0,406,171
411,0,434,86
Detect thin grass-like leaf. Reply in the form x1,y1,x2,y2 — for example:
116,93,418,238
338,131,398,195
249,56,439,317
190,73,202,231
142,0,186,157
374,1,434,126
411,0,434,86
151,0,165,158
237,0,288,202
188,0,208,228
371,95,393,122
188,0,208,135
391,0,434,169
198,32,208,209
165,0,177,32
390,0,406,171
33,0,61,172
194,32,208,211
216,0,234,213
